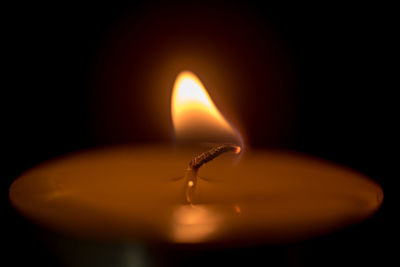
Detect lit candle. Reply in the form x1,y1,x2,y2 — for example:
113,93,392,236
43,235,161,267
10,71,383,245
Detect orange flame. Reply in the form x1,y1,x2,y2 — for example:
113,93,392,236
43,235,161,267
171,71,242,146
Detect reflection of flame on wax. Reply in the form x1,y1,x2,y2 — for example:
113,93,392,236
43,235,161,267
171,205,221,243
234,205,241,214
171,71,243,146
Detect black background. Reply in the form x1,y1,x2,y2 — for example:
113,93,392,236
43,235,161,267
4,2,394,266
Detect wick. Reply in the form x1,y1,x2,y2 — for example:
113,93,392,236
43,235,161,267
184,144,241,205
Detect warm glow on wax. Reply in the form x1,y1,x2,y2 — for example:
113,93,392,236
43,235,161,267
171,205,221,243
171,71,241,145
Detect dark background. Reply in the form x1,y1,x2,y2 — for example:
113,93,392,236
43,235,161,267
4,1,394,266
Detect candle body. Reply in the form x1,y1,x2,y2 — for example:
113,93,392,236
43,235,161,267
10,145,383,244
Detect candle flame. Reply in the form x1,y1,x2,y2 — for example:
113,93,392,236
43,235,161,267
171,71,242,146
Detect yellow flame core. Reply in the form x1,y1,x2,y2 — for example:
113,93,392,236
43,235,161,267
171,71,239,144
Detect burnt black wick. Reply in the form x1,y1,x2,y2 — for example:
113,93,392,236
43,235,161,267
184,144,241,204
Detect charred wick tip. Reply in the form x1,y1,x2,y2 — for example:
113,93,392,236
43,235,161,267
189,144,241,170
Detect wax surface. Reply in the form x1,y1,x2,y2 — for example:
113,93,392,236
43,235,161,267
10,146,383,244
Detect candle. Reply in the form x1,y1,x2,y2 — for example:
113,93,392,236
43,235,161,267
10,71,383,246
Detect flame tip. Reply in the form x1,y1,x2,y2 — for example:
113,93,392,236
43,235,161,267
171,70,242,145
